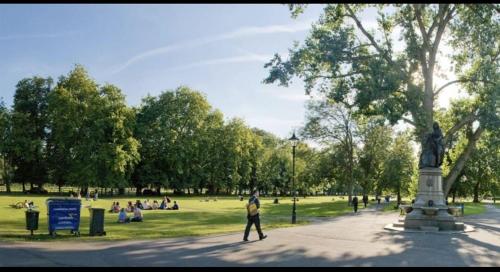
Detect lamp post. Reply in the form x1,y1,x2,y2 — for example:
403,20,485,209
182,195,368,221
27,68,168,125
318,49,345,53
289,132,299,224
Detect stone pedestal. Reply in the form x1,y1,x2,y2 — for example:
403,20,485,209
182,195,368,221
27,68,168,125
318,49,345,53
404,168,464,231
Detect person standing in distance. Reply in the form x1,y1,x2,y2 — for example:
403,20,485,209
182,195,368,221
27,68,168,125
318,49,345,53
352,195,359,213
362,194,368,208
243,190,267,242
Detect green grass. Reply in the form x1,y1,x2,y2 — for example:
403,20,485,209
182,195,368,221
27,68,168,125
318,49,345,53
462,202,487,216
379,201,488,216
0,195,360,242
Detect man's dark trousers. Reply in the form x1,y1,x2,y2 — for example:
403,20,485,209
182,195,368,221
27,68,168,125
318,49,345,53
244,214,264,240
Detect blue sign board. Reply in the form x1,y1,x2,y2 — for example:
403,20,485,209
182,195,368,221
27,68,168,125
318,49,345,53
46,198,81,235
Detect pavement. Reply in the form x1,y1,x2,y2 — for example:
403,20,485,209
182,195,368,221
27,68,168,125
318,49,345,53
0,203,498,267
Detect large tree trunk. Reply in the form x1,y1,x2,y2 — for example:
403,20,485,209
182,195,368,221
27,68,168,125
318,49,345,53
443,127,484,196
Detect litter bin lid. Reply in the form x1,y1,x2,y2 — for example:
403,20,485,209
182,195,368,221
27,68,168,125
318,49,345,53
46,197,82,206
25,210,39,213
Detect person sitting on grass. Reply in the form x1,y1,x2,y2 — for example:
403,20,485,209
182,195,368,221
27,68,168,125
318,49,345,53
126,201,134,212
135,200,144,210
131,206,143,222
159,199,168,210
109,202,117,212
114,202,121,213
152,200,159,210
24,200,30,209
143,199,152,210
172,201,179,210
118,208,130,223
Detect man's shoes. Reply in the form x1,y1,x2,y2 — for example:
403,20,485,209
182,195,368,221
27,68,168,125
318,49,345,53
259,235,267,240
243,238,249,242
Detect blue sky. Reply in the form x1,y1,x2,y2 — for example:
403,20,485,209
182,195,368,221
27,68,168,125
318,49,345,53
0,4,460,140
0,4,328,139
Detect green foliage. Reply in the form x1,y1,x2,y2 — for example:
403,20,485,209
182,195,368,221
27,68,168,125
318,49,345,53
264,4,499,194
10,76,52,188
380,132,416,201
47,65,139,190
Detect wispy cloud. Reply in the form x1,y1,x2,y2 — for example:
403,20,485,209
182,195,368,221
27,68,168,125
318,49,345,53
0,31,75,41
164,53,273,73
110,19,314,75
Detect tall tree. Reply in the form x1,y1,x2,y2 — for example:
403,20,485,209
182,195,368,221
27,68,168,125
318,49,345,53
10,77,52,190
47,65,139,192
357,117,393,195
264,4,499,196
301,99,358,205
133,86,212,195
0,100,12,192
380,132,416,206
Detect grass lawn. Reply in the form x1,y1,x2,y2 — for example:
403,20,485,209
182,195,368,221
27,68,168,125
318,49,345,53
462,202,487,216
380,201,487,216
0,195,362,242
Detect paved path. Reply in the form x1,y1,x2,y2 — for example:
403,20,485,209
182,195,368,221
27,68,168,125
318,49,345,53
0,204,498,267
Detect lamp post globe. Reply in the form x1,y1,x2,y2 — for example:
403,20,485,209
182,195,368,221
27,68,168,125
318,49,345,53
289,132,299,224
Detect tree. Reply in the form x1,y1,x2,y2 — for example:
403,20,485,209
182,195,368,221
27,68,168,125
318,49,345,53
47,65,139,192
461,131,499,202
380,132,416,206
357,117,393,195
264,4,499,197
133,86,212,195
301,99,358,205
93,84,140,191
10,77,52,190
0,100,12,192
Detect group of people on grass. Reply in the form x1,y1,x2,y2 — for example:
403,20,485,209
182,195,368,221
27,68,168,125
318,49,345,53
110,196,179,224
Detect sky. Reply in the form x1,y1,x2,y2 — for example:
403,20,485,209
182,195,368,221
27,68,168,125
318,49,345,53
0,4,464,142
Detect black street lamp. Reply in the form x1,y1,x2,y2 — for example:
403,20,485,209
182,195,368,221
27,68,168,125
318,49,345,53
289,132,299,224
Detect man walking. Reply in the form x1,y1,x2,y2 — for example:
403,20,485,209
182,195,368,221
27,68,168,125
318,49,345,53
352,195,359,213
362,194,368,208
243,190,267,242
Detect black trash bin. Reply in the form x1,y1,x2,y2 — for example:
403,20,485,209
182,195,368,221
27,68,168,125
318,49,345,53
89,208,106,236
25,210,39,236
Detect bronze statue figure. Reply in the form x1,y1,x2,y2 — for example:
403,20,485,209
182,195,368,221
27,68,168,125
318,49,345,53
419,122,445,169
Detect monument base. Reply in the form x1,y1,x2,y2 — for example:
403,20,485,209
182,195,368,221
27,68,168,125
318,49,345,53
402,168,464,231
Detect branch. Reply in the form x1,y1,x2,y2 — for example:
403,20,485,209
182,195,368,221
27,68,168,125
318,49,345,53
414,4,429,46
443,111,478,144
344,5,402,73
402,117,417,127
435,78,497,96
427,4,447,38
430,5,455,65
443,126,484,196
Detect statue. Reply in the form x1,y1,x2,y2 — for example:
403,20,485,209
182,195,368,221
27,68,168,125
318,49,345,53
419,122,445,169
